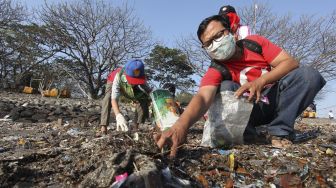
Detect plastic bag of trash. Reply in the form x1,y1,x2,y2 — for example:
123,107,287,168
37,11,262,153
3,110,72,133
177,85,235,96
201,91,253,148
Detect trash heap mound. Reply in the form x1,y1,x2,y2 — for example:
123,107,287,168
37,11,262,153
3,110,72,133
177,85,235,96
0,91,335,187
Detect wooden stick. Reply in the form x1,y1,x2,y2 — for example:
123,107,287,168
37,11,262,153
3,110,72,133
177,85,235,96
152,144,207,157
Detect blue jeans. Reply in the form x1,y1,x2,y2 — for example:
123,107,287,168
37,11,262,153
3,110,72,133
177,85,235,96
219,67,326,138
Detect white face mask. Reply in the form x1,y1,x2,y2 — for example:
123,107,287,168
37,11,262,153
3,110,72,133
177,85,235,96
205,33,236,61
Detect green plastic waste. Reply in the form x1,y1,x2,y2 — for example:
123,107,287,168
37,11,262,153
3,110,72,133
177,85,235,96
150,89,180,131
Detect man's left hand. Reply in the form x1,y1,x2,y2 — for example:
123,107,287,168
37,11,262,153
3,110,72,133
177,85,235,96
234,77,266,102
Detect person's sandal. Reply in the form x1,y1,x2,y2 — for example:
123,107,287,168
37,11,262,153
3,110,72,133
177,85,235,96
268,135,292,149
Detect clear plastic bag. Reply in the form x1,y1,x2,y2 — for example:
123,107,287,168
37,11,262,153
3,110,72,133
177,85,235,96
201,91,253,148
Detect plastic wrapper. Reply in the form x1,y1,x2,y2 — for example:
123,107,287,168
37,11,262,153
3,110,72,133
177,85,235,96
201,91,253,148
150,89,180,131
111,172,128,188
242,92,269,104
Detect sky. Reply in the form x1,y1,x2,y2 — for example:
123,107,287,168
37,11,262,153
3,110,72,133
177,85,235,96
21,0,336,117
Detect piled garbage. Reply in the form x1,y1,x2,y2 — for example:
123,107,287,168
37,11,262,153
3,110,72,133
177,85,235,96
0,91,102,124
0,91,335,187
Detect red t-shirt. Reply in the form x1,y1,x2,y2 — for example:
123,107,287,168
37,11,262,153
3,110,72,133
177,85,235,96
200,35,282,87
107,68,122,83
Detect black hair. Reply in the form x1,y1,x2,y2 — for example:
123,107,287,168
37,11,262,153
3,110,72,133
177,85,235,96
162,83,176,97
218,5,236,16
197,15,231,42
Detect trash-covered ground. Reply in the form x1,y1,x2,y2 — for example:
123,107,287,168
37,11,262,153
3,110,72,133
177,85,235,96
0,91,335,187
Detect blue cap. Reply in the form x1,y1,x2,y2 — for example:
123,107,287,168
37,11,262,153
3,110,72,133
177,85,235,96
124,59,146,85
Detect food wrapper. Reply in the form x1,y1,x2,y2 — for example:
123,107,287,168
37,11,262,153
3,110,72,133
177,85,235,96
242,92,269,104
150,89,180,131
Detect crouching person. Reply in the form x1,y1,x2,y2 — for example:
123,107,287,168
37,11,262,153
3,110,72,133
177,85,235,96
155,15,326,158
99,59,151,135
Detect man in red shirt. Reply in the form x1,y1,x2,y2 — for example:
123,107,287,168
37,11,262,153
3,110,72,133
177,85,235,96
155,15,326,157
99,67,120,134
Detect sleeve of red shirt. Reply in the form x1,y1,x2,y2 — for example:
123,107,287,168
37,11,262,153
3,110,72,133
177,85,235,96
200,67,223,87
247,35,282,63
107,68,121,83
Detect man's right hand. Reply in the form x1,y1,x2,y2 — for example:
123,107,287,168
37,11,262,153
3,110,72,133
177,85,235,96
116,113,129,132
154,123,188,158
154,86,218,158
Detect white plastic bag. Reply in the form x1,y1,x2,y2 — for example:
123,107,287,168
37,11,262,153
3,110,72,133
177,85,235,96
201,91,253,148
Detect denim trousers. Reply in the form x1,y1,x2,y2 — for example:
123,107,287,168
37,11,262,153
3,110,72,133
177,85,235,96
220,67,326,138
